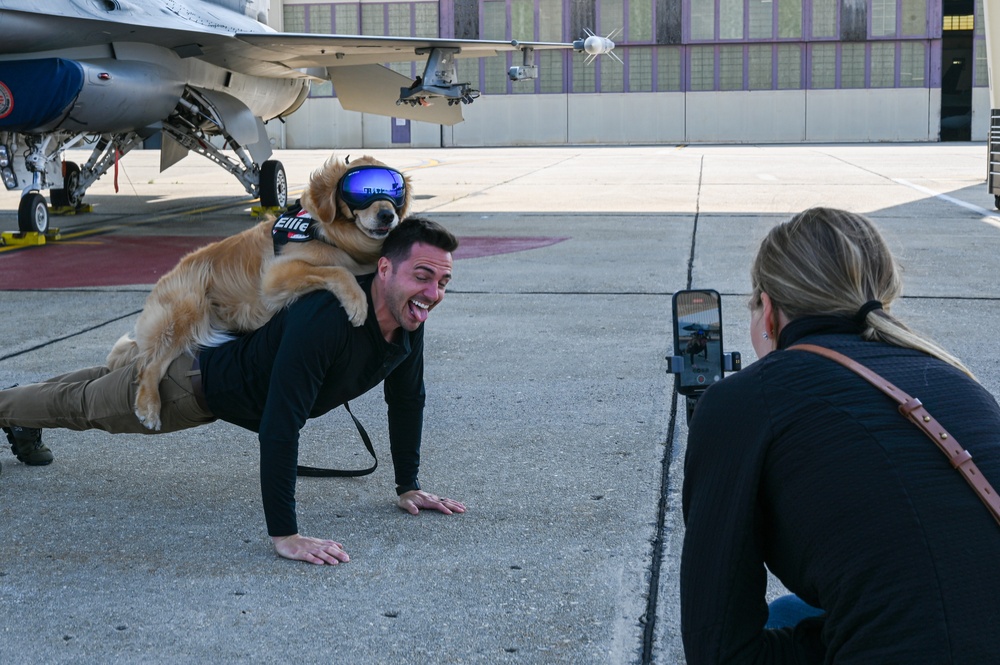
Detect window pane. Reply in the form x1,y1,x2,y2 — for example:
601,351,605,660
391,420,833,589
388,4,409,36
812,0,837,38
310,5,332,32
719,45,744,90
484,58,508,93
573,55,597,92
778,0,801,38
540,0,563,41
899,41,925,87
513,0,533,39
749,0,773,39
720,0,744,40
602,59,625,92
871,0,897,37
457,59,480,93
690,46,715,91
691,2,714,41
361,4,383,34
811,43,836,88
335,5,359,33
283,6,305,32
748,44,773,89
414,3,438,38
601,0,624,39
776,44,801,89
483,0,506,40
540,50,565,92
841,43,866,87
629,47,654,91
482,1,508,93
630,0,653,42
657,46,682,91
870,42,895,86
901,0,927,36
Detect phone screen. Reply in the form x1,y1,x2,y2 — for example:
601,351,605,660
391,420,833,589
672,289,724,395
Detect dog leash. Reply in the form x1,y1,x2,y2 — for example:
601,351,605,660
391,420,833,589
296,401,378,478
790,344,1000,527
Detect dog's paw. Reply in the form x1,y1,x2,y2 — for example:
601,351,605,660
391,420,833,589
134,391,163,431
343,297,368,327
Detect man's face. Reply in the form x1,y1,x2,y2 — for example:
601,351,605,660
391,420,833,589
377,242,453,333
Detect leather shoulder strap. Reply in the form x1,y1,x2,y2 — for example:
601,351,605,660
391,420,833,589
789,343,1000,527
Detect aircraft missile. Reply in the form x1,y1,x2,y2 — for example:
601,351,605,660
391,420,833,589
573,29,622,65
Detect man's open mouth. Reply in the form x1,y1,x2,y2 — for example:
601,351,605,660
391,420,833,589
409,299,430,322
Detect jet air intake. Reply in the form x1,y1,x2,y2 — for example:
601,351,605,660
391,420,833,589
0,58,183,134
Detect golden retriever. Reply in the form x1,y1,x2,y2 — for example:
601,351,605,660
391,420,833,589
107,154,412,430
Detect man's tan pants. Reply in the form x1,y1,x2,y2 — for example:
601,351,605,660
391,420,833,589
0,354,214,435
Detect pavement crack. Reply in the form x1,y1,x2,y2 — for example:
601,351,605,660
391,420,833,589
0,309,141,362
640,155,702,663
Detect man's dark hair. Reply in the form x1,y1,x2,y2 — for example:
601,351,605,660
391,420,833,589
381,216,459,263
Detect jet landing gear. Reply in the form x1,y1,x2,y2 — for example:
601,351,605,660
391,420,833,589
17,192,48,234
258,159,287,209
50,161,83,210
14,160,85,236
3,192,60,247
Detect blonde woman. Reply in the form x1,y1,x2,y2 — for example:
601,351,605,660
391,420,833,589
680,208,1000,663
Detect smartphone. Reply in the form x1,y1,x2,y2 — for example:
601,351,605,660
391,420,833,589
671,289,724,395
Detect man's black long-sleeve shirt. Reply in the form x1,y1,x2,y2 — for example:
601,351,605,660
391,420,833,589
197,274,425,537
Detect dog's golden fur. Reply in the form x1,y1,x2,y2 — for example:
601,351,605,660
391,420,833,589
107,155,412,430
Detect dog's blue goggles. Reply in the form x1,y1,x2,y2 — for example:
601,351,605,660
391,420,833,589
337,166,406,211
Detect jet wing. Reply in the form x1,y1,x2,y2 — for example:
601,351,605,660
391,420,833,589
228,33,575,71
0,5,577,78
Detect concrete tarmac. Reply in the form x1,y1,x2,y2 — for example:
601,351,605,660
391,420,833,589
1,144,998,663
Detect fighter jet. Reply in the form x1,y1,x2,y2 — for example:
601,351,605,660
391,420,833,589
0,0,615,234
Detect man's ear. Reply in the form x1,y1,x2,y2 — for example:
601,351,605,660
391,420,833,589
377,256,391,278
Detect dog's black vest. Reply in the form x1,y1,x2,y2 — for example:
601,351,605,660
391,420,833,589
271,202,322,255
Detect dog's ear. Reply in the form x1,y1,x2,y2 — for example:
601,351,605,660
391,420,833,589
304,156,350,223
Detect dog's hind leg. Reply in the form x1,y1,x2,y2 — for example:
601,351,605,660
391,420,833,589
262,261,368,326
132,295,209,430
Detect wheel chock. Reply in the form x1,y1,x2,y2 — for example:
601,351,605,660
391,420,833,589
50,204,94,216
1,231,46,246
251,205,285,219
0,228,61,247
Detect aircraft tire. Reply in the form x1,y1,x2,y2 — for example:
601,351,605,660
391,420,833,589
18,192,49,234
260,160,288,208
51,162,82,209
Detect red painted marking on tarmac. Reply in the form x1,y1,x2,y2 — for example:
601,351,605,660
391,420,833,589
0,235,568,289
0,236,224,289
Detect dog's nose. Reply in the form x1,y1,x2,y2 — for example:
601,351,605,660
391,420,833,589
377,209,397,226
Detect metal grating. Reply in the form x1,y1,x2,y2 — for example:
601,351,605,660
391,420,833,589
989,109,1000,195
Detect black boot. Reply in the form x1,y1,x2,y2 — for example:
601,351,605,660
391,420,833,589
3,426,54,466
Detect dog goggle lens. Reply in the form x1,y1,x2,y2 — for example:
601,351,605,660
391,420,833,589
338,166,406,211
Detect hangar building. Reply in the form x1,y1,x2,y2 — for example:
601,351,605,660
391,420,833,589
266,0,988,147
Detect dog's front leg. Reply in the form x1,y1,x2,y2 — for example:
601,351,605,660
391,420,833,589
263,262,368,326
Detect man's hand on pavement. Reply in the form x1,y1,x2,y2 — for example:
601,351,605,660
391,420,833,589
397,489,467,516
271,533,351,565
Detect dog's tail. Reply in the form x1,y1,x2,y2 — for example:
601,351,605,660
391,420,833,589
106,332,139,370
